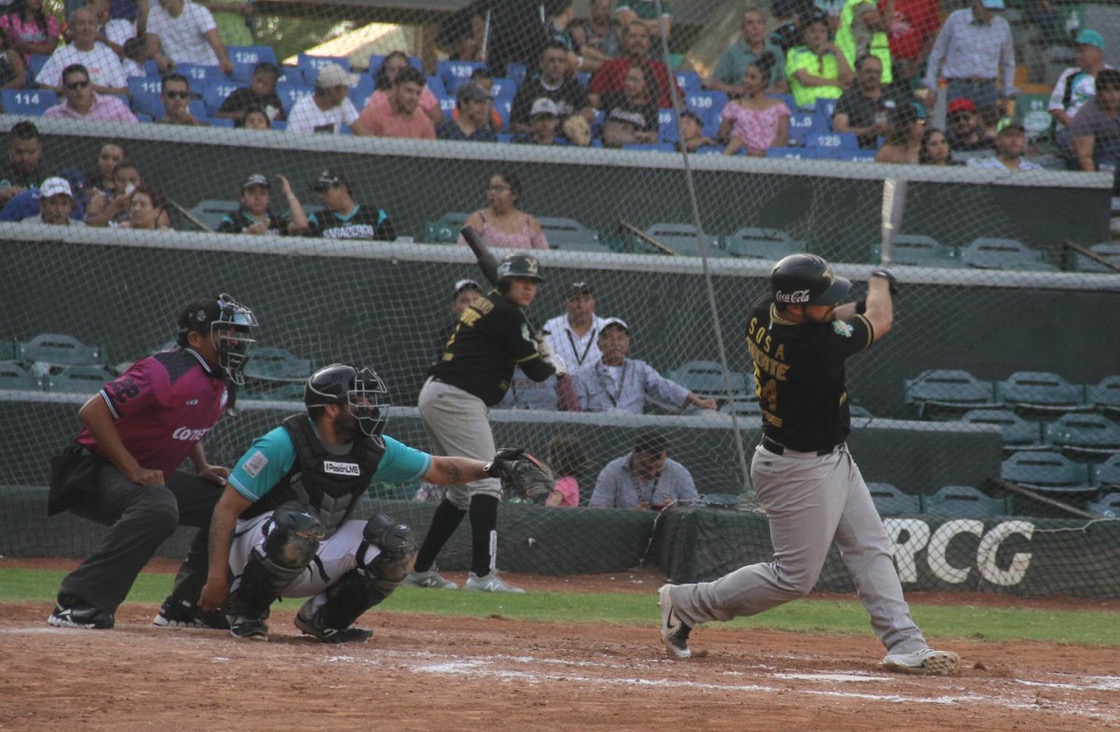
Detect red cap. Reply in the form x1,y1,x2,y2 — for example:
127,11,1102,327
947,98,977,117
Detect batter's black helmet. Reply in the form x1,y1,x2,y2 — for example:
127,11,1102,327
305,363,390,438
770,254,851,307
496,252,544,283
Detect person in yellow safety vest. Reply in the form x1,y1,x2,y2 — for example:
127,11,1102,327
787,14,854,110
835,0,893,85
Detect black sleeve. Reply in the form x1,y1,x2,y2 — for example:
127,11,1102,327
510,83,535,127
217,88,246,114
375,213,396,241
216,215,238,233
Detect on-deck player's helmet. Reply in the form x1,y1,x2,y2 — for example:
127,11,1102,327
304,363,391,438
176,293,258,384
770,254,851,307
496,252,544,291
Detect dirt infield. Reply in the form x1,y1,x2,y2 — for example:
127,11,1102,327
2,563,1119,731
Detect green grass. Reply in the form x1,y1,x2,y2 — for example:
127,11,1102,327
6,568,1118,646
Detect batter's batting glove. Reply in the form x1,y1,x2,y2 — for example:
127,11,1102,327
870,267,898,295
485,447,555,503
536,336,568,377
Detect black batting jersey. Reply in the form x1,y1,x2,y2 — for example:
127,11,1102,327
746,295,874,452
429,289,554,406
306,204,396,240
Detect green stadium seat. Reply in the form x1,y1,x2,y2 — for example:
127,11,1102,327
537,217,603,251
960,238,1057,271
960,408,1043,451
0,338,20,361
870,234,963,268
1015,93,1051,140
21,333,105,375
903,369,997,419
722,397,762,418
1086,492,1120,518
1086,375,1120,417
1044,413,1120,458
242,346,313,384
668,360,748,399
922,485,1008,518
47,365,115,394
1072,243,1120,273
868,482,921,515
644,223,728,258
1092,454,1120,489
423,212,471,244
724,227,806,260
0,361,41,391
1001,449,1092,488
190,199,241,232
996,371,1088,416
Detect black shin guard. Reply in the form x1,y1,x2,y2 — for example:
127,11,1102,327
469,494,499,577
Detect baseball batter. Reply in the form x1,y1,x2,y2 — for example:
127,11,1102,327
658,254,960,675
405,253,565,593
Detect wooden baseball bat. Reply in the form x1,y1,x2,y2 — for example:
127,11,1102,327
879,178,907,266
168,197,213,232
460,224,501,286
620,220,678,256
1063,240,1120,274
989,476,1098,520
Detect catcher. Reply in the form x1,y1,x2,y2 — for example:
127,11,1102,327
198,363,552,642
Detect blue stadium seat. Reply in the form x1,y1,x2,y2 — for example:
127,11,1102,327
425,74,447,98
0,361,41,391
658,107,678,142
684,91,727,134
497,132,514,143
496,97,513,132
437,60,487,93
349,76,375,109
674,70,701,94
490,77,517,99
26,54,48,86
624,143,677,152
297,53,350,86
22,333,105,375
209,117,234,127
766,147,806,159
903,369,997,419
227,45,278,67
806,132,858,151
127,76,163,115
0,88,56,115
644,223,727,257
276,82,313,114
437,94,456,117
868,483,921,516
151,98,208,121
175,63,220,86
769,93,796,111
506,62,527,86
202,78,241,116
846,149,878,162
786,112,817,146
577,70,590,88
269,119,286,131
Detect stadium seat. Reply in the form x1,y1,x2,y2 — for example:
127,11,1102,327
506,62,527,86
903,369,997,418
227,45,278,68
537,217,602,250
1086,375,1120,415
668,360,748,399
490,77,517,99
644,223,727,257
996,371,1088,415
0,361,40,391
867,482,921,516
723,396,762,417
870,234,962,268
21,333,104,375
577,70,590,88
921,485,1008,519
189,199,241,231
202,78,241,116
766,147,807,159
424,74,447,98
658,107,678,143
209,117,234,127
349,76,375,109
436,94,456,117
46,365,115,395
297,54,350,86
723,227,806,259
849,404,874,420
1086,492,1120,517
960,408,1043,452
242,346,312,384
813,97,838,120
0,88,56,115
1001,450,1092,488
624,143,676,152
786,112,816,146
674,70,701,94
805,132,857,151
1015,93,1051,140
960,238,1057,271
684,91,727,136
0,338,19,361
175,63,220,85
1095,454,1120,489
496,97,513,132
26,54,48,85
127,76,163,116
1072,242,1120,273
769,93,796,112
1044,413,1120,458
276,82,313,114
423,212,471,243
845,149,878,162
437,60,487,93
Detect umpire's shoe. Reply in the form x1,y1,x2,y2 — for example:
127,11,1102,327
48,593,115,630
882,648,961,676
658,584,692,659
153,597,230,630
294,611,373,644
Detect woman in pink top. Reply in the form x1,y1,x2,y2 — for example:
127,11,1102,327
0,0,61,63
544,435,589,508
717,52,790,157
368,50,444,127
457,171,550,250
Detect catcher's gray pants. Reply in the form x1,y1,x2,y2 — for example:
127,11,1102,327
418,378,502,510
59,463,223,613
667,443,929,655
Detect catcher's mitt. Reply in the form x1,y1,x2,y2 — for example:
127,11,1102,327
485,447,555,503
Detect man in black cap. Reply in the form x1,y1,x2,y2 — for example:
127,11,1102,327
217,172,309,235
305,170,395,240
437,82,499,141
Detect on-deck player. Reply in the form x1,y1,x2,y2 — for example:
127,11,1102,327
657,254,961,675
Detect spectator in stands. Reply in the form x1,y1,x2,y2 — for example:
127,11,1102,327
570,318,718,414
478,0,551,78
433,278,483,363
36,8,127,95
718,53,790,156
967,117,1041,171
945,98,995,152
369,50,444,127
23,176,82,226
0,166,89,222
832,55,899,149
0,121,47,206
510,40,595,137
834,0,891,86
770,0,814,56
145,0,232,75
456,170,549,250
786,14,853,110
357,65,437,140
86,0,132,57
86,140,125,200
705,7,788,96
512,97,562,145
120,36,150,78
157,72,206,125
547,0,608,75
200,0,253,48
572,0,621,63
923,0,1015,131
436,0,482,63
0,0,60,64
0,24,26,89
85,158,142,226
116,182,170,229
544,434,589,507
599,64,660,148
305,169,395,241
215,61,284,124
1049,30,1114,160
589,429,700,510
239,104,269,129
676,109,718,152
437,81,498,142
44,63,138,122
1069,69,1120,177
287,63,367,135
813,0,844,34
918,127,959,165
456,66,502,133
875,100,924,164
217,173,308,235
588,22,681,109
615,0,671,49
544,281,609,372
884,0,939,94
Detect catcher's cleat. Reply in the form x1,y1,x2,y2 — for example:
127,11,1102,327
465,571,525,593
48,594,114,630
882,648,961,675
403,568,459,590
294,612,373,644
153,597,230,630
229,616,269,641
658,584,692,659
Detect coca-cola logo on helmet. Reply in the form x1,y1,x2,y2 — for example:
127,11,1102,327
775,289,810,303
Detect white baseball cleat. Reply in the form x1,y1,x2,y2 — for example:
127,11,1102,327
882,648,961,675
658,584,692,659
403,568,459,590
464,571,525,593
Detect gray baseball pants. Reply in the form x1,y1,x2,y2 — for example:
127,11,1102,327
666,443,928,655
417,378,502,509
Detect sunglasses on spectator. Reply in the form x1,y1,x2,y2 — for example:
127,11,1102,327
65,80,90,90
163,90,190,99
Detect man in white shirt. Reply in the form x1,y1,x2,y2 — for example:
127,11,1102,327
36,8,127,95
287,63,369,135
967,117,1042,171
543,281,609,372
146,0,233,75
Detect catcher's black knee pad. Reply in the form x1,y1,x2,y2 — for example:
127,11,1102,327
361,513,417,584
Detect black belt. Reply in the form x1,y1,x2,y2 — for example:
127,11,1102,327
761,435,835,456
947,77,995,85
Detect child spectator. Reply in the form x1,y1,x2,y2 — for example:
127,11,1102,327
120,36,149,78
511,97,562,145
0,0,61,64
675,110,718,152
786,13,852,110
544,435,590,507
718,53,790,156
918,127,960,165
215,61,284,123
239,105,270,129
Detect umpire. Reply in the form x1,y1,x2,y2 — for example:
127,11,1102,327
657,254,961,675
405,252,564,593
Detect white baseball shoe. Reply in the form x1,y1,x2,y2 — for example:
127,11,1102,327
464,571,525,593
403,568,459,590
882,648,961,675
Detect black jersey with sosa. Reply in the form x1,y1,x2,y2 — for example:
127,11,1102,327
429,289,553,406
746,295,874,452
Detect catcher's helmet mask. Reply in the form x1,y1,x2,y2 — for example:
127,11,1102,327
770,254,851,308
177,293,258,384
305,363,391,438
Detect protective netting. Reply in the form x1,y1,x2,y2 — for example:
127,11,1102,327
1,0,1120,596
